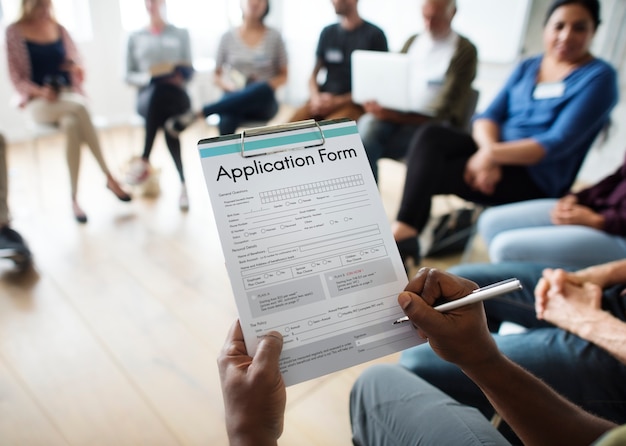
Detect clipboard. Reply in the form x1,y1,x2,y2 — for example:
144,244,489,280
197,119,422,386
239,119,325,158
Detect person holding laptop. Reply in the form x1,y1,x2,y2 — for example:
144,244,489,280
358,0,478,183
287,0,388,123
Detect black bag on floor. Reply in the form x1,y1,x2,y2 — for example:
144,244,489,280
425,207,482,257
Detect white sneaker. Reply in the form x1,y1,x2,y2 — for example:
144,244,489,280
165,110,197,138
179,185,189,211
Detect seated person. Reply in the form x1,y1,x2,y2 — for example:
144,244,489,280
124,0,194,210
165,0,288,136
0,133,31,269
359,0,477,182
6,0,131,224
218,268,623,446
476,151,626,269
390,0,618,267
287,0,388,123
400,259,626,444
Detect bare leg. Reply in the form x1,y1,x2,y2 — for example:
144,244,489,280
392,221,418,242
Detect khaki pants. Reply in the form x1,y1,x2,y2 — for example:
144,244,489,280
288,100,364,123
27,92,110,197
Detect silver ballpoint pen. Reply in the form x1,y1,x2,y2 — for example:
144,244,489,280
393,278,523,324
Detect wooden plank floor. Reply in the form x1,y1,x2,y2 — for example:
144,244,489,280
0,119,475,445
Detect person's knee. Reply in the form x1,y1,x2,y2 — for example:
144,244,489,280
59,114,79,132
476,208,497,243
330,104,364,122
218,115,238,135
488,232,519,262
351,363,411,423
399,348,418,372
264,100,279,120
288,103,312,122
410,122,447,147
447,263,491,282
352,363,396,396
61,97,89,117
398,345,434,374
255,81,275,101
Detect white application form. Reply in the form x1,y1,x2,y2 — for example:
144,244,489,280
197,119,424,386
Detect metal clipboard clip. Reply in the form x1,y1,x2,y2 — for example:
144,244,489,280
240,119,325,158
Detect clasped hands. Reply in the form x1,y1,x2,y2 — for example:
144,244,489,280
534,267,604,336
464,146,501,195
550,194,604,228
39,60,84,102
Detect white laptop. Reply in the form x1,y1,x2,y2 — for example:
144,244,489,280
351,50,413,112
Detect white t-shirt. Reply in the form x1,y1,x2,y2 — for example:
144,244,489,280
407,31,458,115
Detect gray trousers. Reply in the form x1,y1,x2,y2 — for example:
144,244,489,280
350,364,510,445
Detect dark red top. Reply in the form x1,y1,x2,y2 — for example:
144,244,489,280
575,152,626,236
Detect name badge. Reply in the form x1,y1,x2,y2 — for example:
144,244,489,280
533,82,565,100
325,49,344,64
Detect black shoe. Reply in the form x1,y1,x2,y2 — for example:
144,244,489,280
107,179,132,202
396,237,420,274
165,110,196,138
72,202,88,224
0,226,32,270
74,213,88,224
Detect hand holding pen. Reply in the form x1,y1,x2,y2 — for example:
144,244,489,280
395,268,522,368
394,277,522,324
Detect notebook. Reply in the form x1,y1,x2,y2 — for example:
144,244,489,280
351,50,413,112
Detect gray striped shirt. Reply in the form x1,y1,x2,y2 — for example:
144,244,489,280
216,27,287,83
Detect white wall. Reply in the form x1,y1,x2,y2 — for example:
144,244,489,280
1,0,624,143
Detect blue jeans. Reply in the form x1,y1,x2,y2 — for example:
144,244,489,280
357,113,420,182
201,81,278,135
477,200,626,269
399,262,626,442
350,364,510,445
